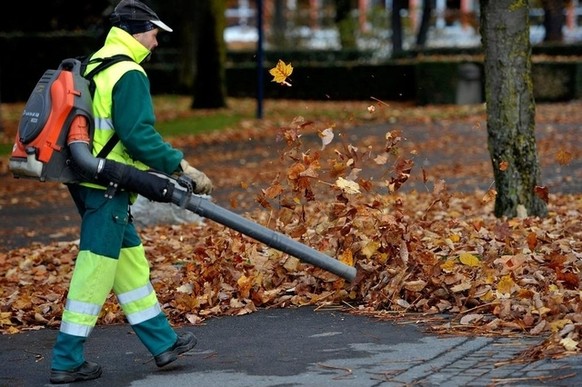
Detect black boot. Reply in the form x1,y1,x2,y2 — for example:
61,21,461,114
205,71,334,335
154,331,197,367
50,361,102,384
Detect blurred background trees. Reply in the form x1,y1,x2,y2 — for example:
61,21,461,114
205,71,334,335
0,0,576,218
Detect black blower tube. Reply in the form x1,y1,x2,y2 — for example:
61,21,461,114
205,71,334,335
69,141,174,202
96,160,175,202
69,141,357,281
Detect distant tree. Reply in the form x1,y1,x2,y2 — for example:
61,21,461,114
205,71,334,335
0,1,111,33
391,0,434,55
391,0,407,55
540,0,572,42
271,0,288,48
480,0,547,218
189,0,228,109
335,0,357,49
416,0,435,48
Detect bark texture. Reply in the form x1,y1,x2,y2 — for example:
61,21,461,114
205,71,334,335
480,0,547,218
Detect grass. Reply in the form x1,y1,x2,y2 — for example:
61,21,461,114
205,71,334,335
153,112,246,137
0,96,257,157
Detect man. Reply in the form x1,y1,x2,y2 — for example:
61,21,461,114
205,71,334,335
49,0,212,383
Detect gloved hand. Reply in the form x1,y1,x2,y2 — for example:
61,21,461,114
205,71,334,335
179,159,213,195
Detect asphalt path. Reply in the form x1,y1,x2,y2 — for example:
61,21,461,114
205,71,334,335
2,306,582,386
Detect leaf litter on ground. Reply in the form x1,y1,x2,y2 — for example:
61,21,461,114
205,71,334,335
0,98,581,364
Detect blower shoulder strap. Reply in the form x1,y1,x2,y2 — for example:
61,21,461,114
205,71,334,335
80,54,133,159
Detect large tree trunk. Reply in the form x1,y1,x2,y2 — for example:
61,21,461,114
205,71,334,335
191,0,227,109
480,0,547,218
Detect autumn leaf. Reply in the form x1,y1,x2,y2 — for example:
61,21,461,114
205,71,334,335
459,252,481,267
460,313,484,325
0,312,13,326
335,177,360,194
339,249,354,266
441,259,456,273
374,153,388,165
560,337,579,351
527,232,538,250
481,188,497,203
496,275,517,298
361,240,380,258
451,282,472,293
550,319,572,333
556,149,573,165
319,127,334,150
269,60,293,86
534,186,549,203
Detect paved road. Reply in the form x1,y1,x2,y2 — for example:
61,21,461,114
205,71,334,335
2,306,582,387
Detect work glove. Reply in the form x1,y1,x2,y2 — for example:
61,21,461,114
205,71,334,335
178,159,213,195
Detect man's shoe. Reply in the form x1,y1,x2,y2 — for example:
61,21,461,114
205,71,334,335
49,361,102,384
154,331,197,367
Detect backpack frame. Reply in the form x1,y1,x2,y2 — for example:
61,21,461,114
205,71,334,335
9,54,131,183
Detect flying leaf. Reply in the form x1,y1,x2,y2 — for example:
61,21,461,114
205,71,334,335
319,127,334,150
335,177,360,194
556,149,573,165
482,188,497,203
269,60,293,86
176,283,193,294
374,153,388,165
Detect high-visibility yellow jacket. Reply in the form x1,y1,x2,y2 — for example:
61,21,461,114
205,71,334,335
83,26,183,191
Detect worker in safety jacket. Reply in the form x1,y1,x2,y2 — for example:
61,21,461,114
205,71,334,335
49,0,212,383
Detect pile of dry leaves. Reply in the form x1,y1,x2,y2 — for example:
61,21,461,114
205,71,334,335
0,100,581,363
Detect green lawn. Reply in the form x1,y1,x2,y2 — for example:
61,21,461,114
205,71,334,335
0,96,256,156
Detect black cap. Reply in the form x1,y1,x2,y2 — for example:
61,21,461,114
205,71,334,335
110,0,172,34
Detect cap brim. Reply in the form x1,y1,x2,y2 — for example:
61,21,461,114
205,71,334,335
150,20,173,32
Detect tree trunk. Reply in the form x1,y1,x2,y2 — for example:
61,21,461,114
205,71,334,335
541,0,565,42
191,0,227,109
335,0,356,49
391,0,406,55
271,0,287,48
416,0,434,48
176,0,198,92
480,0,547,218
